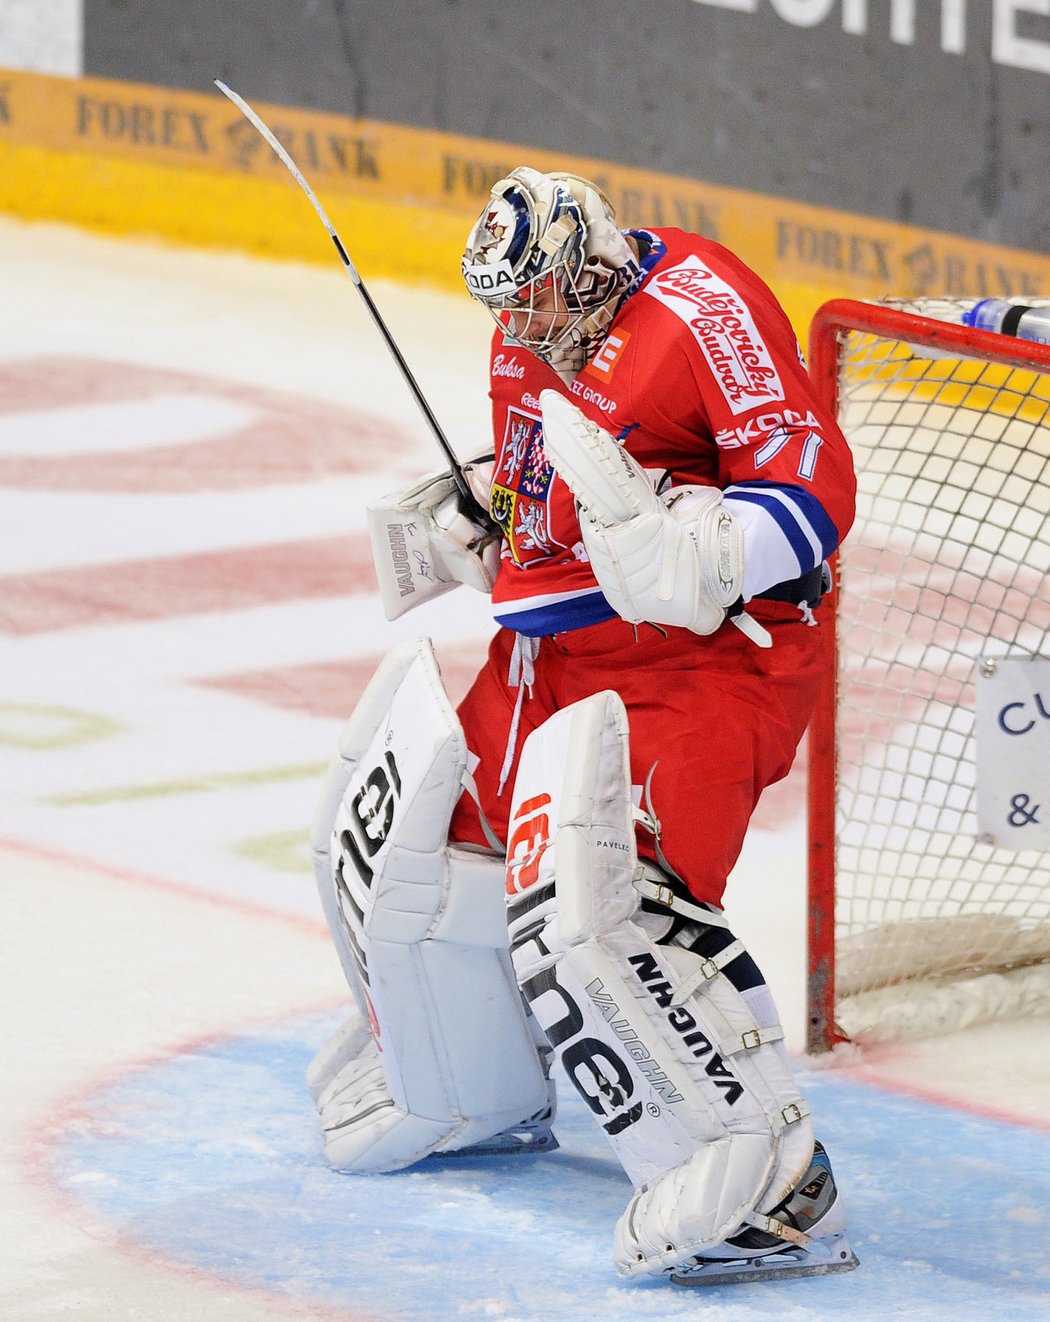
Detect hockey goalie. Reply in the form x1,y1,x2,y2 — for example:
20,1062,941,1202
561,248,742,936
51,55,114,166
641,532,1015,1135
308,165,859,1286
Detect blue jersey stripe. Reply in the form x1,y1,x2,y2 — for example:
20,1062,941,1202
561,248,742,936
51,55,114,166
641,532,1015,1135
725,481,839,566
494,590,617,637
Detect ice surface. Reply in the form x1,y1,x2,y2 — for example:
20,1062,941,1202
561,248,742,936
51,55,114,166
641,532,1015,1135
2,217,1047,1320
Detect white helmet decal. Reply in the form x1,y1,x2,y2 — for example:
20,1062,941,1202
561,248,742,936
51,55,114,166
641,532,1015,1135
462,166,642,380
462,257,517,297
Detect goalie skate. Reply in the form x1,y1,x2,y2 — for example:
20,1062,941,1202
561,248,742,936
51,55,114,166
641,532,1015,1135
670,1142,859,1287
425,1101,559,1160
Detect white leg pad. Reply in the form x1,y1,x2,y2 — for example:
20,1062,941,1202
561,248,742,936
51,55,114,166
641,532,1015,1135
307,1006,458,1174
614,1134,778,1270
310,637,553,1173
507,690,813,1276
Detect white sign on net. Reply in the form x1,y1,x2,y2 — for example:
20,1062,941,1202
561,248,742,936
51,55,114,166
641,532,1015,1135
975,655,1050,851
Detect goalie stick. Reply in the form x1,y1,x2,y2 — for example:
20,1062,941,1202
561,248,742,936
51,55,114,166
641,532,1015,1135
214,79,487,522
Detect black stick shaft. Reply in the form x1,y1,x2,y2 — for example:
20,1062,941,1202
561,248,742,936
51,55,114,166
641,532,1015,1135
214,79,485,519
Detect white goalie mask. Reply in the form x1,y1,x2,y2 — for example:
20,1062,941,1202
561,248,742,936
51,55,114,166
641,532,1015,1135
462,166,642,379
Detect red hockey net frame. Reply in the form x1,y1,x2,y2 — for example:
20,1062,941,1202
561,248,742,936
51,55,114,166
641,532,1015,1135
805,299,1050,1053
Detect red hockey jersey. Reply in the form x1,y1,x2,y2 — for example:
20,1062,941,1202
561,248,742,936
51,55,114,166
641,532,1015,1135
482,228,856,637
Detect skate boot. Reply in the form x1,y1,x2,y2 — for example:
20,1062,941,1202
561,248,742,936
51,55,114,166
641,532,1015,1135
670,1141,859,1287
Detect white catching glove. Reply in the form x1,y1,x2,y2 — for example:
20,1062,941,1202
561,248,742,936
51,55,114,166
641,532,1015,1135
540,391,769,645
366,466,501,621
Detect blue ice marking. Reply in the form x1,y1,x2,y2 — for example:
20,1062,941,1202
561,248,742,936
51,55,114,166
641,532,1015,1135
48,1010,1050,1321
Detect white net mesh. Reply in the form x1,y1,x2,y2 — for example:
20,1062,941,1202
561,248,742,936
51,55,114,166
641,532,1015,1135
829,299,1050,1041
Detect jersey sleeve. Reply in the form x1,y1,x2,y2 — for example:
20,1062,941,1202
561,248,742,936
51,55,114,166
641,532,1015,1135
641,239,857,600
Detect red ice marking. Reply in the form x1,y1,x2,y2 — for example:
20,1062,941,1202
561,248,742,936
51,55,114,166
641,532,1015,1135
0,535,376,635
0,356,413,493
838,1057,1050,1134
0,833,329,938
0,833,382,1321
197,643,486,718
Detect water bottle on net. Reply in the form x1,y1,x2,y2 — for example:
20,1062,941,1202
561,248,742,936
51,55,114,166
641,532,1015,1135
962,298,1050,345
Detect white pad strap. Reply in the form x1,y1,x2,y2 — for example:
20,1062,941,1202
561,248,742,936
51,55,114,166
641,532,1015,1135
310,637,552,1172
670,940,749,1005
740,1209,816,1250
632,870,731,928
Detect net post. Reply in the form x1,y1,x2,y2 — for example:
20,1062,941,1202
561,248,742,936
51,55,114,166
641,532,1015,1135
802,295,1050,1051
805,304,846,1054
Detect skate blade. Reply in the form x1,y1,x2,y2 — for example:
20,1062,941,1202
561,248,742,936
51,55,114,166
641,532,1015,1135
539,389,647,526
428,1126,559,1161
670,1236,859,1288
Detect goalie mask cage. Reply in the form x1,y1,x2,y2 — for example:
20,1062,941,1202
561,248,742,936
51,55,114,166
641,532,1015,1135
806,298,1050,1053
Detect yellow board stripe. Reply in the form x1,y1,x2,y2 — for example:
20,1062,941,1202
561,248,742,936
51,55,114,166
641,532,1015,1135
3,67,1049,334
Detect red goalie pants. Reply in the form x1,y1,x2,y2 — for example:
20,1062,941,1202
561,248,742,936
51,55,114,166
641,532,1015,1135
449,609,827,908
